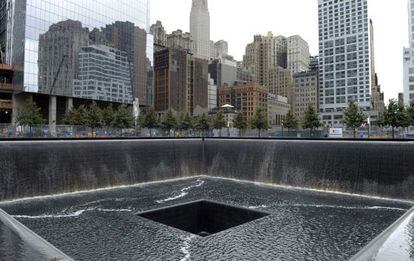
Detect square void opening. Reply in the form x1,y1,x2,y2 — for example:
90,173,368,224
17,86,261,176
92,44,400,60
138,200,269,237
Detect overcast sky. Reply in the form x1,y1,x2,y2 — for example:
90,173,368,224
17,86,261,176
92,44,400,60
150,0,408,102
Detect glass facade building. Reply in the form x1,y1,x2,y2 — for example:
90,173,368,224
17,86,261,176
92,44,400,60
4,0,152,105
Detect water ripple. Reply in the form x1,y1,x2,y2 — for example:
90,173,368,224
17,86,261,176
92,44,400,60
156,179,205,204
12,208,133,219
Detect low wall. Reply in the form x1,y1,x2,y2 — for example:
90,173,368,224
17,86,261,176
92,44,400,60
1,139,414,201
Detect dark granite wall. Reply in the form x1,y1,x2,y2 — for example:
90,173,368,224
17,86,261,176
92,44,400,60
0,140,203,201
1,139,414,201
204,140,414,200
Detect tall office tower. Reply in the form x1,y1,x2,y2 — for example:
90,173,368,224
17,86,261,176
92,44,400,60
190,0,210,60
318,0,374,127
404,47,413,105
154,48,191,113
287,35,310,74
153,48,209,115
242,32,296,106
3,0,152,125
404,0,414,105
0,0,6,60
243,32,287,86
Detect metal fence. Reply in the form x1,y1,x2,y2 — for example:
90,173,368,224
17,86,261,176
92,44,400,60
0,124,413,139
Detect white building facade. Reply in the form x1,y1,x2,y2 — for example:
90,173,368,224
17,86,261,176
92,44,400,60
404,0,414,105
73,45,133,104
318,0,373,127
404,47,413,105
190,0,210,60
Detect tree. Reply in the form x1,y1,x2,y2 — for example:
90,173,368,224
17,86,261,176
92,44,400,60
85,102,103,136
251,107,269,138
160,109,177,137
407,102,414,126
102,104,115,129
343,101,368,138
141,108,159,137
383,99,411,139
213,111,226,136
16,100,44,136
64,106,84,126
195,113,211,137
303,105,321,136
64,105,88,136
177,112,193,134
233,111,247,136
112,105,135,136
282,110,298,132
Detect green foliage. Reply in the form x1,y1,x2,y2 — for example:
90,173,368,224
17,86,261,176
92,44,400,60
250,107,269,137
178,112,193,131
233,111,247,132
343,101,367,138
195,113,211,135
141,107,159,130
102,104,115,128
64,105,87,126
383,100,411,128
382,99,412,138
85,102,103,131
160,110,177,134
112,105,135,130
406,102,414,127
213,111,226,130
16,100,44,128
303,105,321,132
282,110,298,130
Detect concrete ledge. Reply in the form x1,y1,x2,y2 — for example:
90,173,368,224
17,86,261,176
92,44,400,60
0,209,73,260
350,206,414,261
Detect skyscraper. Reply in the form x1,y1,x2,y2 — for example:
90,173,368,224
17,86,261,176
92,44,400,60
404,0,414,105
0,0,6,59
242,32,298,106
287,35,310,74
243,33,287,87
318,0,374,127
190,0,210,59
153,47,209,115
403,47,412,105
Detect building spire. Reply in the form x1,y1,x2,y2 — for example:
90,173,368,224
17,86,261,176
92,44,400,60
192,0,208,10
190,0,210,59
